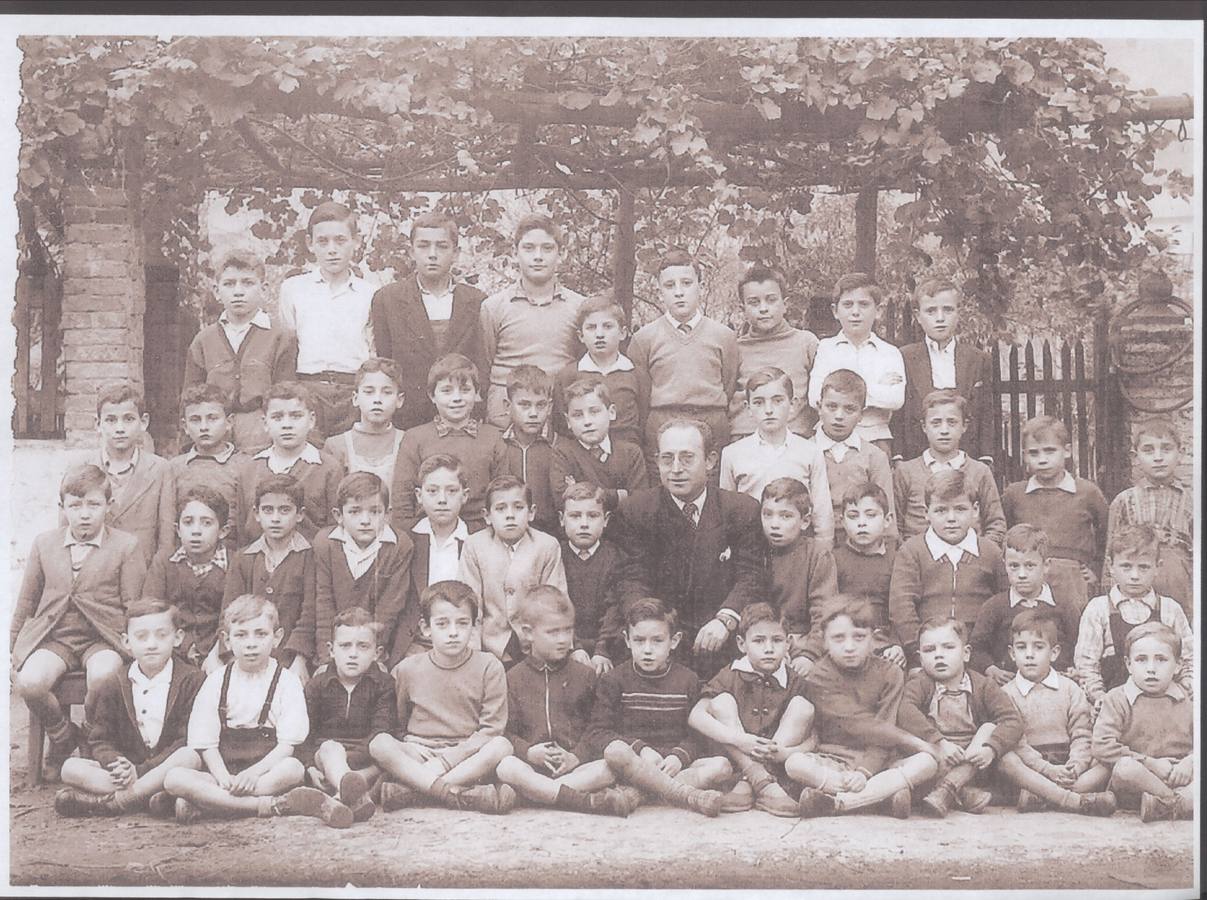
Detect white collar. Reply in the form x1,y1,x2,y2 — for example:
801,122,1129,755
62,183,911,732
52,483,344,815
665,309,704,331
577,352,635,375
101,446,140,475
731,656,789,689
254,442,323,467
753,430,794,449
578,435,613,457
924,527,980,561
1009,584,1055,607
934,671,973,694
219,309,272,330
923,449,966,471
184,442,237,465
129,658,173,688
1011,667,1061,697
925,336,957,356
571,541,601,560
245,530,311,557
671,488,707,514
1108,586,1159,610
329,524,398,547
305,268,363,291
412,517,470,544
1025,472,1077,494
1122,677,1185,705
416,273,454,297
64,526,106,548
834,331,882,349
815,430,861,453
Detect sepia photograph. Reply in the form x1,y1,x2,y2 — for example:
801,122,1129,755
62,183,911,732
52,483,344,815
1,8,1200,895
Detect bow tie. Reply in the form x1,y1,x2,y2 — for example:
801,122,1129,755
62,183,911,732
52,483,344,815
434,417,479,438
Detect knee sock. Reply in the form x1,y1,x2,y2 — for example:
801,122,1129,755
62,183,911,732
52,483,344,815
835,767,908,813
938,762,976,792
608,746,695,806
45,714,72,744
738,760,776,794
428,776,456,807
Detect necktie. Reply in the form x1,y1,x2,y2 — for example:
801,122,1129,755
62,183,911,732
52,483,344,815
594,446,607,462
578,548,592,561
682,501,698,525
678,322,692,335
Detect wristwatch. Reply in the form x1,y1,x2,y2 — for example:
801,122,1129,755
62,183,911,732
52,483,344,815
715,612,739,633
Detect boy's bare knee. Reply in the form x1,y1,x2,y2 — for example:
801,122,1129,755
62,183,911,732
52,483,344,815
495,755,523,781
280,757,305,780
1110,757,1143,780
368,733,396,760
165,747,202,770
85,651,122,686
603,740,633,767
483,736,513,760
163,768,193,794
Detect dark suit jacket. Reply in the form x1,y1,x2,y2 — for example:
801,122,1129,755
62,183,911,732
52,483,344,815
896,341,996,463
369,279,487,429
612,487,767,633
82,659,205,774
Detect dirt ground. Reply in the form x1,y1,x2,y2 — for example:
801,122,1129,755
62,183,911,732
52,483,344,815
6,695,1197,891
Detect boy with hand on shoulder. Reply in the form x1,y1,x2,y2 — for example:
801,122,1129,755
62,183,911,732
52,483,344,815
1002,415,1108,611
143,486,231,669
170,384,250,551
368,581,516,815
583,598,733,817
1074,524,1194,710
721,367,833,549
560,482,626,674
894,390,1005,543
813,370,898,545
1104,418,1192,617
551,375,649,514
458,475,567,664
1091,622,1193,822
969,524,1081,683
495,586,640,817
555,293,644,446
889,469,1008,667
391,353,506,534
500,365,561,535
239,382,343,545
55,600,204,818
14,464,146,781
313,472,414,671
183,248,297,453
787,599,939,819
995,609,1117,816
322,358,406,493
301,606,396,824
689,602,812,816
807,273,904,457
832,483,902,664
896,617,1023,818
729,264,819,440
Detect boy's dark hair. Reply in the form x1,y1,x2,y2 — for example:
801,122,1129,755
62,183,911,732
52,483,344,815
223,594,279,630
1131,417,1182,450
126,598,179,630
484,474,532,509
562,480,608,508
761,477,811,518
262,380,315,414
832,272,881,305
575,293,626,333
1108,523,1160,561
1004,523,1049,559
336,471,389,511
213,247,266,282
745,366,793,401
253,474,305,510
841,481,889,515
60,463,111,502
331,606,385,642
819,369,867,408
624,596,677,632
1124,621,1181,660
506,364,554,399
564,374,611,408
410,211,459,244
655,248,701,280
820,596,877,633
923,469,973,509
1009,608,1060,646
306,200,357,237
417,452,468,489
513,213,562,248
427,353,480,395
517,584,576,627
96,382,146,418
737,601,784,638
178,484,229,527
911,276,960,309
356,357,403,392
920,389,968,420
180,382,234,417
917,615,968,647
737,263,787,299
420,580,479,624
1021,414,1069,447
656,417,715,456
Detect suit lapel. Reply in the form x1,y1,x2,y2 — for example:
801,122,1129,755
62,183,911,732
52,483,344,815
444,285,478,351
401,279,437,351
109,453,158,520
117,667,139,737
412,533,430,587
914,344,935,392
954,343,978,391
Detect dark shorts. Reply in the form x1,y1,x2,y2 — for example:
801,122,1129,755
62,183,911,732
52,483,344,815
38,639,114,672
297,738,373,771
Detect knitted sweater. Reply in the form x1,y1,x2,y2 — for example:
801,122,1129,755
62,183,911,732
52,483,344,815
893,455,1007,544
549,438,649,513
561,539,626,659
1091,681,1193,765
968,590,1082,674
1002,671,1093,773
392,649,508,742
819,439,899,543
802,654,905,775
1002,477,1108,568
628,315,738,410
480,284,586,392
505,655,597,761
582,660,703,765
390,420,507,533
767,538,839,661
729,323,819,437
554,360,645,446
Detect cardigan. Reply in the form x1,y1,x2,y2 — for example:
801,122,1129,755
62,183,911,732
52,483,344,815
729,323,819,438
501,429,560,535
549,438,650,513
237,449,344,546
893,454,1007,544
390,420,507,533
142,548,228,661
895,340,995,462
505,654,597,762
818,437,899,543
582,660,704,766
897,667,1024,758
69,448,176,567
222,540,315,663
628,315,739,410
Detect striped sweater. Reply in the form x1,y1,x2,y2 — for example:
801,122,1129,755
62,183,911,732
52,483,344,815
582,660,703,766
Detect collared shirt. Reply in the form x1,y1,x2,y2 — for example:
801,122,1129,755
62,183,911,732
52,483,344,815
509,280,572,308
433,416,479,438
100,447,140,500
188,660,309,750
1009,584,1055,608
1105,586,1161,622
329,524,398,580
665,309,704,333
578,434,612,463
129,658,173,748
923,449,967,472
64,526,106,575
1025,472,1078,494
502,421,555,446
219,309,272,353
572,541,601,562
924,526,980,570
278,268,374,374
671,488,707,526
807,331,905,441
417,274,455,321
815,429,862,464
169,544,229,578
929,671,976,736
925,336,958,390
412,517,469,585
731,656,789,689
1011,667,1061,698
184,442,237,465
1121,677,1185,705
253,441,323,475
577,352,635,376
244,530,312,574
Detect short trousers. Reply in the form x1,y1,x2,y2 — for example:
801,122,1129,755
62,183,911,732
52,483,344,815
38,639,114,672
297,738,373,771
796,751,852,774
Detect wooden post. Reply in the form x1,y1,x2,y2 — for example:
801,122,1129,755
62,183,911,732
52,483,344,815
612,186,637,327
854,186,878,277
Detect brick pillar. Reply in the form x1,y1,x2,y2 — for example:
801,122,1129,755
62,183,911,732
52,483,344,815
60,183,145,447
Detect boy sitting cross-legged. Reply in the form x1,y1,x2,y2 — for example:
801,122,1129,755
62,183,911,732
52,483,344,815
13,464,146,782
54,600,204,818
165,595,345,826
582,597,733,816
688,602,812,816
1091,622,1194,822
995,609,1117,816
495,586,641,817
300,606,396,825
368,581,516,815
897,617,1024,818
560,482,627,674
832,483,902,665
786,598,939,819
